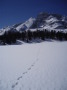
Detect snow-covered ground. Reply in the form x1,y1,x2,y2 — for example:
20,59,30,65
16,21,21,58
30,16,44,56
0,41,67,90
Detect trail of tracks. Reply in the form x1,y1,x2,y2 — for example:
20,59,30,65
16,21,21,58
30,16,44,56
11,45,41,90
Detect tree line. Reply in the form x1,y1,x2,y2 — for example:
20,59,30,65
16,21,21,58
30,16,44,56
0,29,67,45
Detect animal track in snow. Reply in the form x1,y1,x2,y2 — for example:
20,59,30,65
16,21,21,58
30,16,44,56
17,76,22,80
23,71,27,74
11,58,39,89
28,67,31,70
31,64,34,67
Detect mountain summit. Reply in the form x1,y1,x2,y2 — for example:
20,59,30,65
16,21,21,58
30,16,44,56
31,12,67,30
16,17,35,31
0,12,67,35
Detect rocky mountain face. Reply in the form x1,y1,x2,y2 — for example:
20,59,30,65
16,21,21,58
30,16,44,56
31,12,67,30
0,12,67,35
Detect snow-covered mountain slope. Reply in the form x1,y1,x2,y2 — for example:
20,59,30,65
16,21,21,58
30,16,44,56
31,12,67,31
0,41,67,90
0,26,18,35
0,17,35,35
16,17,35,31
0,12,67,35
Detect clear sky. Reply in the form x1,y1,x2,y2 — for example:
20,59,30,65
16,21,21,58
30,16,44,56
0,0,67,29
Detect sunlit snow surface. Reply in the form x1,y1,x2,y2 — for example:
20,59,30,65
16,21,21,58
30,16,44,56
0,41,67,90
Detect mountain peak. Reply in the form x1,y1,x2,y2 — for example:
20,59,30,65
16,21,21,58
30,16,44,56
16,17,35,31
0,12,67,35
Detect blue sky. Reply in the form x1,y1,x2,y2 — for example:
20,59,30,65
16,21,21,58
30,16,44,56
0,0,67,28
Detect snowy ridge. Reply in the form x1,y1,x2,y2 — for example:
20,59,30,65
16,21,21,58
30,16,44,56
32,13,67,32
0,12,67,35
16,17,35,31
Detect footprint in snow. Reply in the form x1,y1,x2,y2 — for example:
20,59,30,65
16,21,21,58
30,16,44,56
28,67,31,70
15,82,18,85
17,76,22,80
31,64,34,67
12,82,18,88
23,71,27,74
12,84,15,88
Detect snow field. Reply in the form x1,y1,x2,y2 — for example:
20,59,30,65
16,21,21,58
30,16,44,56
0,41,67,90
